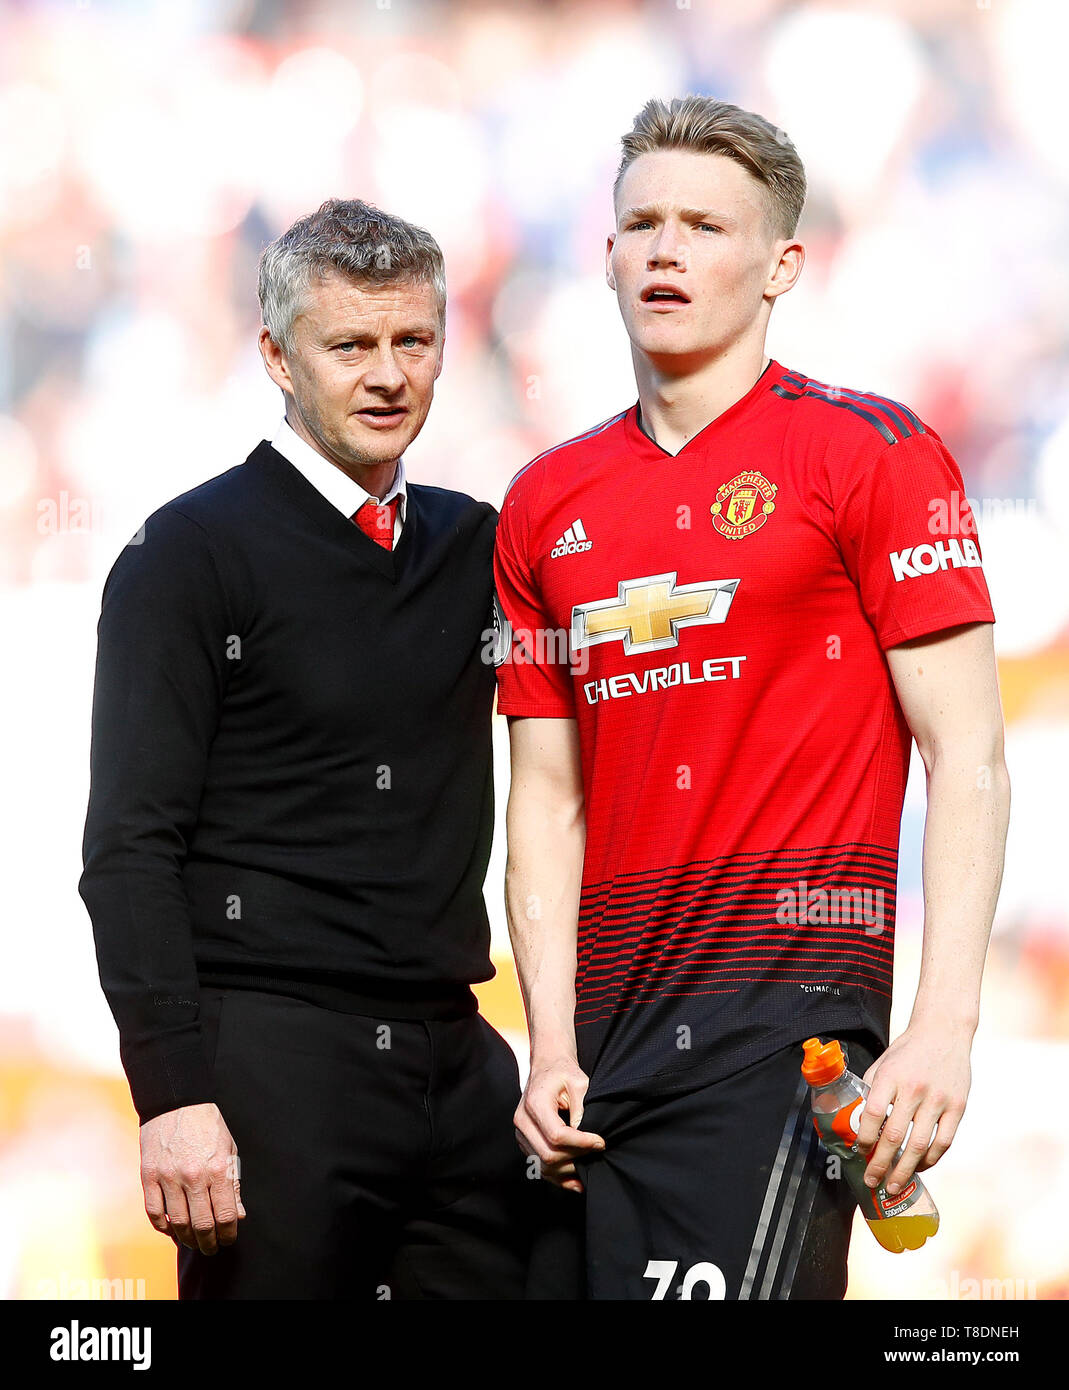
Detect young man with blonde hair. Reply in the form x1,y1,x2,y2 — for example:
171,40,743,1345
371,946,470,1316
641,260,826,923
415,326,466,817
496,97,1008,1299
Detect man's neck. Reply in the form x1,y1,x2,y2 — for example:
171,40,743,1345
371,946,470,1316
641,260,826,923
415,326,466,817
633,342,771,457
284,411,399,499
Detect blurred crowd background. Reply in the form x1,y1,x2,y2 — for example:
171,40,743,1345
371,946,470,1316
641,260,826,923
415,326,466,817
2,0,1067,1302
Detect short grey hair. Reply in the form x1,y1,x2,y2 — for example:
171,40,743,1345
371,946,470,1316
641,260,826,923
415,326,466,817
258,197,447,354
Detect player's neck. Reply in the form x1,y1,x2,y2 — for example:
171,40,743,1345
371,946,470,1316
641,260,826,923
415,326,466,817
632,343,771,457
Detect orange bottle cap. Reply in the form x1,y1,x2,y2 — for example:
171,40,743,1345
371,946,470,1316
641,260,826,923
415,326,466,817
801,1036,845,1086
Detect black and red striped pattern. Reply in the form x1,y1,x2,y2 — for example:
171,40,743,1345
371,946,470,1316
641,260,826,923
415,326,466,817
770,371,925,446
574,843,897,1025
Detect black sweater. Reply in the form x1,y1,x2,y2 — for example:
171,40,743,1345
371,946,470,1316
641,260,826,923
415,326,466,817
79,440,499,1123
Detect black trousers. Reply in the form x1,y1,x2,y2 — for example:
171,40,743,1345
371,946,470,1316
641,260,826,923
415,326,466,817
177,987,534,1299
527,1031,880,1300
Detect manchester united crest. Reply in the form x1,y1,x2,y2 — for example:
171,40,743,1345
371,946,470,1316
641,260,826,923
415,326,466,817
710,470,778,540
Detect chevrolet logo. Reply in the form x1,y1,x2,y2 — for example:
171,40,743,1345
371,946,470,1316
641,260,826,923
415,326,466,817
571,572,740,654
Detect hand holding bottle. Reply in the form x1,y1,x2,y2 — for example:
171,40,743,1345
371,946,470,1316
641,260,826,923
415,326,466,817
802,1037,939,1253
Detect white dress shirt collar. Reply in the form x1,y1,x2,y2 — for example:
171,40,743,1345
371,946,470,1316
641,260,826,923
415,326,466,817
270,418,407,531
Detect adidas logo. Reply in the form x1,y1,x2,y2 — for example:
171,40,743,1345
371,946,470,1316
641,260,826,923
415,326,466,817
550,519,593,558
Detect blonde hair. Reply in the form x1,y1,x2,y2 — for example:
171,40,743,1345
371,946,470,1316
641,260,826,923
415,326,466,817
614,96,806,240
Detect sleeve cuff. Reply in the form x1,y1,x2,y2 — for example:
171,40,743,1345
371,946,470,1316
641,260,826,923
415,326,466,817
879,606,995,651
495,697,577,719
121,1039,215,1126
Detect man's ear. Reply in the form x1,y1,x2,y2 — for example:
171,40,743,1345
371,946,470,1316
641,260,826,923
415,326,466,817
606,233,617,292
434,331,445,381
259,326,293,395
766,239,805,301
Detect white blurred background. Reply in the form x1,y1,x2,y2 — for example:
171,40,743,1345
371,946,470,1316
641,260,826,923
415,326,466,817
1,0,1066,1300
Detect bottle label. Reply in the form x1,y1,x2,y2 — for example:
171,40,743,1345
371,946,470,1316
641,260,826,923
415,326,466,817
812,1104,925,1223
830,1097,864,1150
813,1100,863,1160
879,1181,918,1217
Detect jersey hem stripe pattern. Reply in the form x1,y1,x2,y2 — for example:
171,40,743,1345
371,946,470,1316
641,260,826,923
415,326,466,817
574,843,898,1024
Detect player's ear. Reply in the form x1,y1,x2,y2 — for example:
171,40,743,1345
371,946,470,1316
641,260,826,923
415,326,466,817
606,233,617,291
434,330,445,380
767,239,805,300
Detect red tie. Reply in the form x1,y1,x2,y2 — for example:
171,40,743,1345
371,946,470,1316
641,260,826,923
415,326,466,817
351,497,399,550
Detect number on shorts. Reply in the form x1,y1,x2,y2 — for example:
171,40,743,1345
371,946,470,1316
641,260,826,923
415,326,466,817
643,1259,726,1300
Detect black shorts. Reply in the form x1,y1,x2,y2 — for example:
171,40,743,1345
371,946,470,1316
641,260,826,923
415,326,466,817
527,1030,880,1301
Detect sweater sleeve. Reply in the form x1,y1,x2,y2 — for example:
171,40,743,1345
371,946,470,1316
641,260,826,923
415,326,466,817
78,507,234,1123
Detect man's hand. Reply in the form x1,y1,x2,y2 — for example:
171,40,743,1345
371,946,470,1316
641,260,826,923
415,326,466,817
854,1022,972,1196
140,1102,245,1255
515,1054,605,1193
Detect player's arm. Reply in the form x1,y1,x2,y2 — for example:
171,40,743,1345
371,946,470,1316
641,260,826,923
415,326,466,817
855,620,1010,1193
506,715,605,1190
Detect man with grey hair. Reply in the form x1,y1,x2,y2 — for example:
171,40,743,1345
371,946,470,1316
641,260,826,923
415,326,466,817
79,198,530,1299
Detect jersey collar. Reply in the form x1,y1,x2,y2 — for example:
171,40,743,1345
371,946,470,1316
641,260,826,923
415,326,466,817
624,358,789,461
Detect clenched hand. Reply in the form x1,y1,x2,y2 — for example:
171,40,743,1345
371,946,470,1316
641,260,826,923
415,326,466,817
140,1102,245,1255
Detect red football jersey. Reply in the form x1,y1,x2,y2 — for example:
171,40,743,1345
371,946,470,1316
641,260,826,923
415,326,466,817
494,359,995,1102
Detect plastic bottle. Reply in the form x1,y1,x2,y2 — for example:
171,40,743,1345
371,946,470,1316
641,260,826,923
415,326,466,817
801,1036,939,1253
